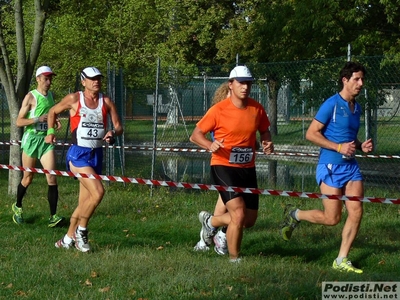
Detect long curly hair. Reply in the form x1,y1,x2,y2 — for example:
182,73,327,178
211,82,230,106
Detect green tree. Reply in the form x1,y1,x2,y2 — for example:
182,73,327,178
215,0,400,135
216,0,400,62
37,0,237,91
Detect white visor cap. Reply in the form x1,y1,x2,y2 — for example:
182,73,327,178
36,66,56,77
229,66,254,82
81,67,103,80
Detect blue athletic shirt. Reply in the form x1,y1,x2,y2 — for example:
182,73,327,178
314,93,361,165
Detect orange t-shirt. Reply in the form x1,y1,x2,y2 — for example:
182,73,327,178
196,97,270,168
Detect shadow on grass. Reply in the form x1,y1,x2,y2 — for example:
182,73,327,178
9,212,69,228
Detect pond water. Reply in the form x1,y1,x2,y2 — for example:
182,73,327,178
120,151,400,198
1,145,399,199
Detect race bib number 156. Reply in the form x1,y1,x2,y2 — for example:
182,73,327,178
229,147,253,164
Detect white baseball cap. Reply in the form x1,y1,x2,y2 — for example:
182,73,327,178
229,66,254,82
36,66,56,77
81,67,103,80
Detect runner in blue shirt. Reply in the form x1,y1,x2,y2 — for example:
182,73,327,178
280,61,373,274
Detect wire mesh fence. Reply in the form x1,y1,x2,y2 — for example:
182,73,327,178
1,56,400,198
122,56,400,197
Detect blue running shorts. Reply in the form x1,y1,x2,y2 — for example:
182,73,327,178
316,163,363,189
66,145,103,175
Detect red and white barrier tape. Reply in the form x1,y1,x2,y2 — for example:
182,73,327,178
1,140,398,159
1,163,399,204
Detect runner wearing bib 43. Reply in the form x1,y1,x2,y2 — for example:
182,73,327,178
45,66,123,253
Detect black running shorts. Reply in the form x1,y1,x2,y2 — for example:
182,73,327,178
211,165,259,210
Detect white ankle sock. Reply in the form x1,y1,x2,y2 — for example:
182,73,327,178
63,234,72,244
336,257,346,265
291,209,300,221
207,217,215,230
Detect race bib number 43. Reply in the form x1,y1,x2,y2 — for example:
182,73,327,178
229,147,253,164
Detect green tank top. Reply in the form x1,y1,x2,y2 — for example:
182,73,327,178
25,89,55,135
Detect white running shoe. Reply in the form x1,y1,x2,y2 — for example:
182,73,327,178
198,211,217,246
193,240,210,252
73,229,91,252
55,237,74,249
213,230,228,255
229,257,242,263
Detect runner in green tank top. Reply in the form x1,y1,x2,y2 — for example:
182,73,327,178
13,66,64,227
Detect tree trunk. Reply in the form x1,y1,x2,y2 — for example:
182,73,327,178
0,0,50,195
268,160,277,188
8,93,22,195
267,78,279,136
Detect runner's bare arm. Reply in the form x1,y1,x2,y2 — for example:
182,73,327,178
45,93,79,144
260,129,274,154
103,96,123,141
16,93,38,127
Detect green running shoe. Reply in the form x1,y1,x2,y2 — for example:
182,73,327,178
48,214,65,228
280,204,299,241
332,258,363,274
12,203,24,224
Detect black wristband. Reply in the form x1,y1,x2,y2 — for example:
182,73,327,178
108,136,115,145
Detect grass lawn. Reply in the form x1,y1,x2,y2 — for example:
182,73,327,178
0,170,399,299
